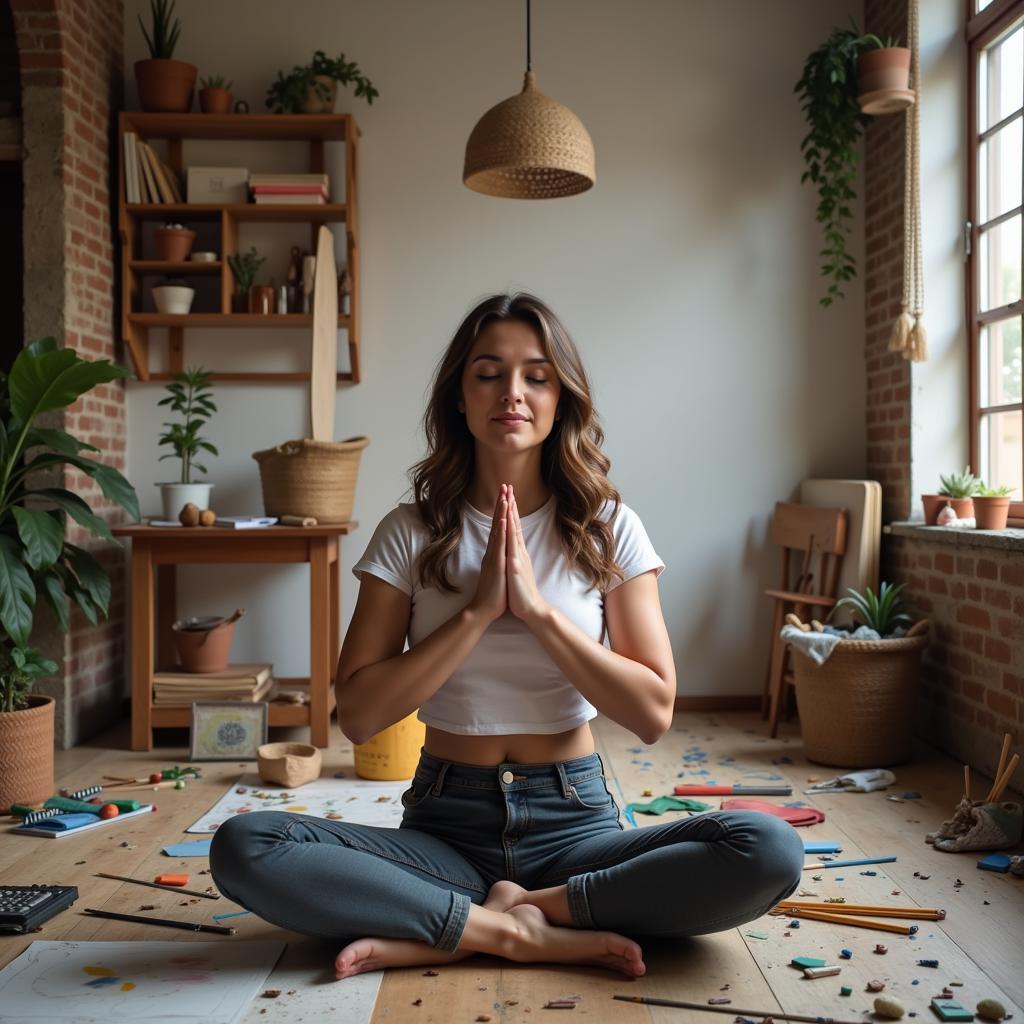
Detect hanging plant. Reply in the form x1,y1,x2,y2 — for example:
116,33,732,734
795,24,889,307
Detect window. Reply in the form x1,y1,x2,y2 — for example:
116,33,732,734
968,0,1024,520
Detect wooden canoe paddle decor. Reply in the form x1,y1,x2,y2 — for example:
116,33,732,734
310,224,339,442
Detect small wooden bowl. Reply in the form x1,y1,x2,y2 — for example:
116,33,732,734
257,742,321,787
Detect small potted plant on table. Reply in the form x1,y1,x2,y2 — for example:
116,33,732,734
0,338,140,812
921,466,980,524
156,366,218,520
973,482,1015,530
787,582,929,767
265,49,379,113
199,74,234,113
134,0,197,113
227,246,266,313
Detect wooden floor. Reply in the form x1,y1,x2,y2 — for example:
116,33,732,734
2,711,1022,1023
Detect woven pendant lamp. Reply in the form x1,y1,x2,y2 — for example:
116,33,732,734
463,0,595,199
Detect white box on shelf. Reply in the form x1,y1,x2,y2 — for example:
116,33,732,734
187,166,249,204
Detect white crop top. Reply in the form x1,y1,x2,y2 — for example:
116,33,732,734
351,495,665,735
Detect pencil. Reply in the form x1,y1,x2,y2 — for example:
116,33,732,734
82,908,235,934
988,733,1013,802
775,900,944,920
783,908,915,935
964,764,971,801
989,753,1019,804
801,855,896,871
95,872,220,900
612,995,865,1024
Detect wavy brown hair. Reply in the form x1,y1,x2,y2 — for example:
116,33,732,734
406,292,625,595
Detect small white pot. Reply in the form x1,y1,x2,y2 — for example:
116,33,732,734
153,285,195,314
158,482,213,521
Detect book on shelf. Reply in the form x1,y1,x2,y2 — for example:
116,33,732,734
253,194,328,205
155,663,273,686
214,516,278,529
141,142,174,203
251,184,329,196
249,173,329,187
154,675,276,705
136,140,158,202
123,131,140,204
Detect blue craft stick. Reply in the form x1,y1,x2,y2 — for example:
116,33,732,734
813,855,897,870
212,910,252,921
803,840,843,854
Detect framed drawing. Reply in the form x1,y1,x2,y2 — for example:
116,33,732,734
190,702,269,761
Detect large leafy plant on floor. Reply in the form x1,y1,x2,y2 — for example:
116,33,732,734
0,338,140,713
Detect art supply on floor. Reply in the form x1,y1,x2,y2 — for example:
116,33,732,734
94,872,218,900
803,840,843,854
977,853,1012,873
0,940,286,1024
154,874,190,887
673,784,793,796
9,804,154,838
0,885,79,933
783,908,917,935
627,795,711,816
803,965,842,978
162,839,213,857
775,900,945,920
721,798,825,826
803,855,897,871
81,908,235,934
931,998,975,1021
804,769,896,793
612,994,865,1024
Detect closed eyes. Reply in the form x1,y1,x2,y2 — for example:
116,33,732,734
476,374,547,385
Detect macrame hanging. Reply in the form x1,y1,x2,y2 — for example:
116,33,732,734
888,0,927,361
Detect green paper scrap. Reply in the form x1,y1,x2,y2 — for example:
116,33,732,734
791,956,827,969
745,931,769,940
626,796,711,816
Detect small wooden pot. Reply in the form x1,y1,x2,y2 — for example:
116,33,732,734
135,58,197,113
921,495,974,524
155,227,196,262
973,496,1011,530
199,87,233,114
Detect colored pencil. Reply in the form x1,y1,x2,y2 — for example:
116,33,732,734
775,900,944,920
95,872,220,900
673,784,793,796
987,733,1012,802
802,855,896,871
82,907,234,934
612,995,864,1023
782,908,915,935
989,753,1019,804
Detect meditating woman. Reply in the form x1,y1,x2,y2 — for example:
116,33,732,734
210,292,804,980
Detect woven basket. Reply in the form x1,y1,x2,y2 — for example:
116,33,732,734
791,633,928,767
252,436,369,523
0,694,55,814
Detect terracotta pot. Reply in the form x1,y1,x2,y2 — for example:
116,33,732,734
172,616,236,673
0,694,55,814
921,495,974,524
973,496,1011,530
135,58,197,113
155,227,196,262
199,87,233,114
856,47,914,115
300,75,337,113
248,285,276,314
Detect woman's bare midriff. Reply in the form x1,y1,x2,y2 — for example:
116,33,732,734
423,722,595,766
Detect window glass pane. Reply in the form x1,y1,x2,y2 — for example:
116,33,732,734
976,0,995,11
980,116,1022,221
980,409,1023,497
979,213,1022,311
980,317,1023,406
980,21,1023,131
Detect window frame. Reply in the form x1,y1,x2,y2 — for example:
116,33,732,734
967,0,1024,524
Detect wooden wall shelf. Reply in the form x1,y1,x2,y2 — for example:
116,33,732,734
118,112,361,385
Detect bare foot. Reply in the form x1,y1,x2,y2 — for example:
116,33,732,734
334,880,527,980
506,903,645,977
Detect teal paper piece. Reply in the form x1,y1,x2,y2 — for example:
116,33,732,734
626,796,711,816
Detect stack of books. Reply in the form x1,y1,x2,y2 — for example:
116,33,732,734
122,131,183,204
153,663,274,704
249,173,329,205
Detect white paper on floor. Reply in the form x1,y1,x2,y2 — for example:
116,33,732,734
187,774,410,833
0,939,285,1024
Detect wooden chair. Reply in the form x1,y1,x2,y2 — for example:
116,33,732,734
760,502,848,738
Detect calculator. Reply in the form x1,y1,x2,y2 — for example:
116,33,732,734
0,884,79,933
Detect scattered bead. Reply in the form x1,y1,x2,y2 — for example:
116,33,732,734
839,949,852,960
840,986,852,997
874,944,888,955
867,980,886,992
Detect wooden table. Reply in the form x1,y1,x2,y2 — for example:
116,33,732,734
112,523,358,751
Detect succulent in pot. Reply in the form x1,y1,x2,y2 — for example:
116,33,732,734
227,246,266,313
973,482,1015,530
921,466,980,524
134,0,197,113
199,74,234,114
154,221,196,262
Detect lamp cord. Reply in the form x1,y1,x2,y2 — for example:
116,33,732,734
526,0,532,71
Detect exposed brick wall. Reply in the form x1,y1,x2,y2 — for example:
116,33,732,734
886,534,1023,782
13,0,127,747
864,0,912,524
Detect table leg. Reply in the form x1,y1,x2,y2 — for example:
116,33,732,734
131,541,155,751
156,565,177,671
329,538,340,683
309,538,330,748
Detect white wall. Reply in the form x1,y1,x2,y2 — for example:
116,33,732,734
123,0,866,701
910,0,969,506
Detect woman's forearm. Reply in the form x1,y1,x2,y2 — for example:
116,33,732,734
523,604,674,744
336,605,490,745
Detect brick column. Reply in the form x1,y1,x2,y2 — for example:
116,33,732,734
12,0,127,748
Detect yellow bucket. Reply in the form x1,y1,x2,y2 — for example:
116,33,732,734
353,711,426,780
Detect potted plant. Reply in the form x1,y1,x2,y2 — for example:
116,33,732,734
134,0,197,113
227,246,266,313
856,37,913,115
265,49,379,114
199,74,234,114
0,338,140,812
156,366,218,520
973,482,1015,530
789,583,928,767
154,221,196,262
795,25,908,307
152,276,195,315
921,466,980,524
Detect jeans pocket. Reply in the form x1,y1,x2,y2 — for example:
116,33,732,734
569,775,615,811
400,778,435,810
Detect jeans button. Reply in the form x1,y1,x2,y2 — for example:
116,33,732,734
501,770,514,784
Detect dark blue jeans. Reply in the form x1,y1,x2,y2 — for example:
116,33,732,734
210,751,804,952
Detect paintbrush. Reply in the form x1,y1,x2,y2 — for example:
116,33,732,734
95,872,220,900
613,995,864,1023
82,908,234,934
